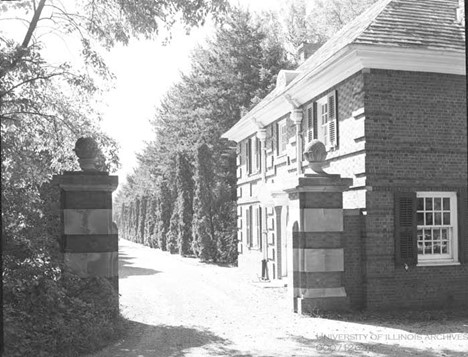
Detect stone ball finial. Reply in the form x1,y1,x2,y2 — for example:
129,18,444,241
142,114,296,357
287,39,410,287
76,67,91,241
74,137,99,171
303,139,328,175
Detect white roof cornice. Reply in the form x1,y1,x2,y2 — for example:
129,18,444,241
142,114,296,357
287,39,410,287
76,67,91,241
222,45,466,142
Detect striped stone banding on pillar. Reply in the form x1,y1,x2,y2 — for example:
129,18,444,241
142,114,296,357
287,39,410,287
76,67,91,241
294,287,346,298
64,252,118,278
63,209,113,235
62,234,118,253
299,192,343,208
293,248,344,272
294,271,344,288
302,208,343,232
293,231,342,249
63,191,112,209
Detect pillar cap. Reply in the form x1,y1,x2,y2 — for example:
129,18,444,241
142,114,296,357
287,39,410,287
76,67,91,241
283,175,353,194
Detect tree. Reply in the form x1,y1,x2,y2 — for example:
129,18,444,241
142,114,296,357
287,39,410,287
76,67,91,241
156,179,173,251
115,7,293,264
145,195,158,248
167,205,179,254
138,196,148,245
175,152,194,256
2,1,232,353
280,0,379,55
1,0,229,248
192,144,216,260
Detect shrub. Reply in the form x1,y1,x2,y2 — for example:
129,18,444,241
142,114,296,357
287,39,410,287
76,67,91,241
3,244,125,357
2,181,125,356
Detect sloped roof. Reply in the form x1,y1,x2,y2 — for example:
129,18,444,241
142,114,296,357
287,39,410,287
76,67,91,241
355,0,465,50
222,0,466,141
292,0,465,93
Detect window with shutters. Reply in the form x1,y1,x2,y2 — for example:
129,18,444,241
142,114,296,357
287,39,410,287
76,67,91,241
305,90,338,150
416,192,458,265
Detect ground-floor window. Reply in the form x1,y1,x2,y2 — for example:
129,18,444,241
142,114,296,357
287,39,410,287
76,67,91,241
416,192,458,264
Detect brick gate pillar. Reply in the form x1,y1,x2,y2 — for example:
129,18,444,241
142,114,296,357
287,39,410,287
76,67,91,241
284,140,352,313
54,138,119,295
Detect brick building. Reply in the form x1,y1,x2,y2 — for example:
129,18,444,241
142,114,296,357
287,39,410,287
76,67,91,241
222,0,467,312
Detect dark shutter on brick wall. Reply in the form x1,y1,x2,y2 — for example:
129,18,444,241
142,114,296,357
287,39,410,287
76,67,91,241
313,102,318,140
394,192,417,266
246,139,251,174
307,106,313,142
255,138,261,171
257,206,262,250
238,143,242,165
246,206,252,248
328,90,338,148
273,122,278,155
457,190,467,264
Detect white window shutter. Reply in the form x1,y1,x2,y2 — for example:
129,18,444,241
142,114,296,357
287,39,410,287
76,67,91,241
328,91,338,148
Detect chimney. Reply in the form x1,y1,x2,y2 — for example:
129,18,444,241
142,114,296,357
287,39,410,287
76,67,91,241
297,42,321,64
456,0,465,24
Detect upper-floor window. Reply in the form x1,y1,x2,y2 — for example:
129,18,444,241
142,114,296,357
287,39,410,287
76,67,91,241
276,120,287,156
305,90,338,150
245,136,261,175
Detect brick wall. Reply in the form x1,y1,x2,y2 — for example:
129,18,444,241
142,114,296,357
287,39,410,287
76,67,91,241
236,71,369,281
364,70,467,187
343,210,365,309
363,70,468,309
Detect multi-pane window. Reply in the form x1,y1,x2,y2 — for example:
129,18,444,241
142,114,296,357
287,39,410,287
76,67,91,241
416,192,458,263
320,100,329,147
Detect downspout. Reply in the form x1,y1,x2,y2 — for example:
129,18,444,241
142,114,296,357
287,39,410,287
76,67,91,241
290,109,304,176
255,123,269,276
284,95,305,298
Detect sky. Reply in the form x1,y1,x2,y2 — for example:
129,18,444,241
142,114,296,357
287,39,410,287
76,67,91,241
1,0,284,186
100,0,284,184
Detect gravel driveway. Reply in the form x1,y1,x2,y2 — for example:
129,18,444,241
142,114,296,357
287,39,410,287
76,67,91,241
87,239,468,357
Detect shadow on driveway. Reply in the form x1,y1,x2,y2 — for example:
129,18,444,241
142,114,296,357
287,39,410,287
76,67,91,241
92,320,255,357
306,309,468,335
286,334,468,357
119,251,160,279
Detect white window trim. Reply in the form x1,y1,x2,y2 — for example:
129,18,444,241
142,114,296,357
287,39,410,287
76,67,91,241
416,191,459,266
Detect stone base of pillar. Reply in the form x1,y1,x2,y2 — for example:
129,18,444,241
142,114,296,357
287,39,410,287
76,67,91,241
295,296,350,314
